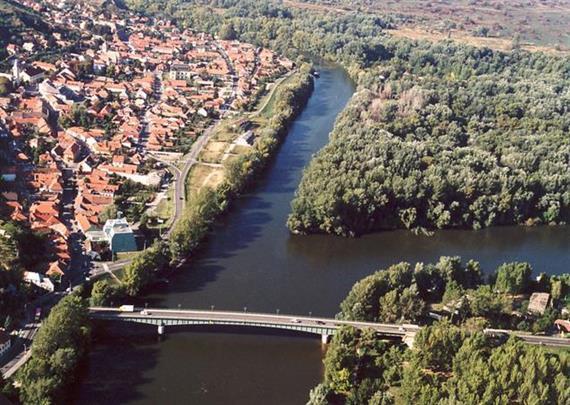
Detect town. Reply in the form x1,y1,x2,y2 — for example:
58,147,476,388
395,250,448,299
0,0,294,375
0,0,293,288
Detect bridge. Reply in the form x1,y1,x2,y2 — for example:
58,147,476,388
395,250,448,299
88,307,420,345
88,307,570,348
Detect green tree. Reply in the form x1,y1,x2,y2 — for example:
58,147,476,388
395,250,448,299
218,22,237,40
494,262,533,294
0,77,13,96
412,321,465,373
18,295,90,404
90,280,124,306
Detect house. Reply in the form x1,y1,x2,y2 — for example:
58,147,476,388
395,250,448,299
46,260,66,278
235,130,255,147
0,330,10,357
103,217,137,254
528,292,551,315
554,319,570,334
23,271,55,292
20,66,46,84
169,64,193,80
0,167,17,182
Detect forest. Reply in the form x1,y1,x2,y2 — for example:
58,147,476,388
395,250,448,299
288,39,570,235
307,257,570,404
309,322,569,405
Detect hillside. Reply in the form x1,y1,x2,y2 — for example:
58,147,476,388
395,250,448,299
0,0,51,58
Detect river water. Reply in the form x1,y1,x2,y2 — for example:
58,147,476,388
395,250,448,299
75,66,570,404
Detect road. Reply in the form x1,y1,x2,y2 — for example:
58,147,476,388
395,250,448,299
250,70,293,118
484,328,570,348
0,292,62,379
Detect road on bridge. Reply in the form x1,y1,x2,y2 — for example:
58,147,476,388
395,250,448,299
89,307,570,348
89,307,420,337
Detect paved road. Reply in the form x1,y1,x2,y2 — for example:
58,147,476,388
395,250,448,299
484,328,570,348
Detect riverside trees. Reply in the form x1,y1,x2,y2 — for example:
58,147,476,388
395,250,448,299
17,295,90,405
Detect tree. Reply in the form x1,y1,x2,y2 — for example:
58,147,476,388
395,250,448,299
412,321,465,373
494,262,533,294
219,22,237,40
0,77,13,96
18,295,90,404
90,280,124,306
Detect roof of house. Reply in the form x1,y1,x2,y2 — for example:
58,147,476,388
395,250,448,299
528,292,551,315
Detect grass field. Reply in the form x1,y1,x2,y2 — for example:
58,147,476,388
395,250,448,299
187,164,226,194
154,185,174,222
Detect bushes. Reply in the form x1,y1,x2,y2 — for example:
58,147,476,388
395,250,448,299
17,295,90,405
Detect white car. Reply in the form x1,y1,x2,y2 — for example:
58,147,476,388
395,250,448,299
290,318,301,323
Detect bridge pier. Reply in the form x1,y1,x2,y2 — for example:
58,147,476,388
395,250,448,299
403,332,416,348
158,323,166,336
321,333,330,345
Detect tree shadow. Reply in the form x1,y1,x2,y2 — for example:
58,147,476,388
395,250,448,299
72,322,161,404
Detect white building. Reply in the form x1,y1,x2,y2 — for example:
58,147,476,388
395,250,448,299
23,271,55,292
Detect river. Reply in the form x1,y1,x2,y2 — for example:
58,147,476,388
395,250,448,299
74,66,570,404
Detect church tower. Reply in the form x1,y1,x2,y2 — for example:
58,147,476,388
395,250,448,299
12,59,21,86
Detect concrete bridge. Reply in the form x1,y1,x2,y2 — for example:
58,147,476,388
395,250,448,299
88,307,570,348
88,307,420,345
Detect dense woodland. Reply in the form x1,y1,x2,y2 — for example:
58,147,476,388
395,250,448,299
339,256,570,332
289,43,570,235
309,322,569,405
309,257,570,404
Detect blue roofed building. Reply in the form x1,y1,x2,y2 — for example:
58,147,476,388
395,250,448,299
103,218,137,254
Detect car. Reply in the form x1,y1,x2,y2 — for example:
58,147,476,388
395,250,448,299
140,310,149,315
290,318,301,323
315,320,325,325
